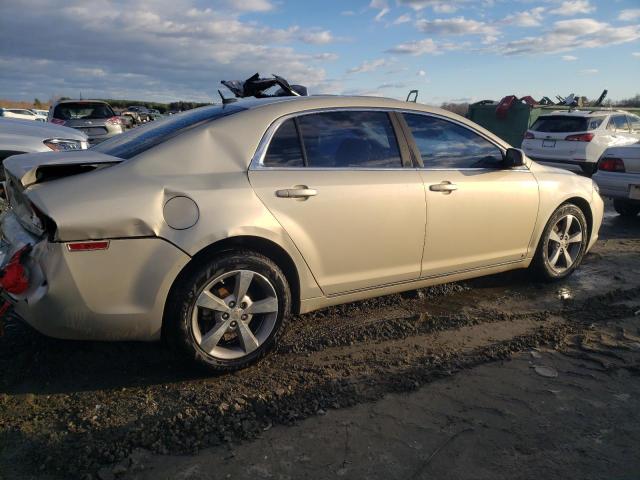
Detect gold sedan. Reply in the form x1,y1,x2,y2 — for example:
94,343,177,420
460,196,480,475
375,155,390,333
0,95,603,371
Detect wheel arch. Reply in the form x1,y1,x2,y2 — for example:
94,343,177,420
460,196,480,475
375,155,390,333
563,196,593,239
162,235,302,340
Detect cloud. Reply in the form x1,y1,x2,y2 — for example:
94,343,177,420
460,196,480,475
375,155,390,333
415,17,499,37
501,19,640,55
300,30,335,45
386,38,440,55
618,9,640,22
633,52,640,58
393,14,412,25
417,70,427,76
504,7,545,27
224,0,274,12
433,4,459,14
0,0,331,101
377,82,406,89
347,58,387,74
341,10,356,16
369,0,390,21
313,53,339,61
579,68,598,75
562,55,578,61
397,0,466,11
548,0,595,16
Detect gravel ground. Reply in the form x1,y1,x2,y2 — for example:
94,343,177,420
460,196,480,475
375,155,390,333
0,203,639,479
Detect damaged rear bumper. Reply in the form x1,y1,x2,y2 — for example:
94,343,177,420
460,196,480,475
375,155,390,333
0,211,190,341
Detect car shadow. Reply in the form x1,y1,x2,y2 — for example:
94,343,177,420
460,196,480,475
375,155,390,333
0,316,211,395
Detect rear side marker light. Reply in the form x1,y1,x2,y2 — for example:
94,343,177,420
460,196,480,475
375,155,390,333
565,133,594,142
51,118,66,126
524,131,535,139
66,241,110,252
597,158,625,172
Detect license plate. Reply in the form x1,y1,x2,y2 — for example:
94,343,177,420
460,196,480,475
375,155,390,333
630,185,640,200
542,140,556,148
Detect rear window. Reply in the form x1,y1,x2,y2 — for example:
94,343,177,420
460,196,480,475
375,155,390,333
53,102,115,120
92,104,245,160
531,115,604,133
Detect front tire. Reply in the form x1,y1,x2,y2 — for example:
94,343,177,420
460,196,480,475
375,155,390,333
165,250,291,372
531,203,588,281
613,199,640,217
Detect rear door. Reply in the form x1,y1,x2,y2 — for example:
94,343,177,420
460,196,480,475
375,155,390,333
401,112,539,277
249,109,427,295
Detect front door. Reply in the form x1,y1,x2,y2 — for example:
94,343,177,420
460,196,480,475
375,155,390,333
401,112,539,277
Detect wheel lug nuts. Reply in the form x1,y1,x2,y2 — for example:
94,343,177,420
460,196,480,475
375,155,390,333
229,301,236,308
222,313,229,319
230,321,237,327
240,302,247,309
241,314,248,320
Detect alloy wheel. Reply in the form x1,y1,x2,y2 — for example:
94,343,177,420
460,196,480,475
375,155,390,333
191,269,279,360
545,214,583,273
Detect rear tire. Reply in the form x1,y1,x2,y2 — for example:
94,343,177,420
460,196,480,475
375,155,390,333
164,250,291,372
531,203,588,281
613,199,640,217
580,163,596,177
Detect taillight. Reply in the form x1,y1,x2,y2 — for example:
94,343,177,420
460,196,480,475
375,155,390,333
524,131,535,140
66,241,110,252
565,133,594,142
51,118,66,126
598,158,625,172
106,116,122,125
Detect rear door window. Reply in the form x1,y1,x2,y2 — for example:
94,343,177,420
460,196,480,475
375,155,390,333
531,116,588,133
263,119,305,167
296,111,402,168
403,113,503,169
626,115,640,133
609,115,630,132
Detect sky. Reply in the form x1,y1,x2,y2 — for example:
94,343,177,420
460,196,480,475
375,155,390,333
0,0,639,105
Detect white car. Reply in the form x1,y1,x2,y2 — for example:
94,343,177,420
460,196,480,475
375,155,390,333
30,109,49,121
522,110,640,176
0,117,88,168
593,144,640,217
0,108,45,122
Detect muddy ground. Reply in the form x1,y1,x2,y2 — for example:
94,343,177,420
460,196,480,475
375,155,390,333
0,203,639,479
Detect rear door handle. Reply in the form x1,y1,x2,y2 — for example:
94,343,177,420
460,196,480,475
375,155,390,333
276,187,318,199
429,181,458,193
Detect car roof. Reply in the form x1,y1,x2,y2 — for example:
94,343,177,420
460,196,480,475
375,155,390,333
539,109,633,118
53,99,110,105
233,94,456,118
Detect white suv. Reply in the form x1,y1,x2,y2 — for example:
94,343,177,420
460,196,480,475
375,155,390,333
522,110,640,176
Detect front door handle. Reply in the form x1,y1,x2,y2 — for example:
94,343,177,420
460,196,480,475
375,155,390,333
276,187,318,199
429,181,458,193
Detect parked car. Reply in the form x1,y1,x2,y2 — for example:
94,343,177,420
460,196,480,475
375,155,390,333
48,100,124,144
0,108,45,122
126,106,151,123
0,117,88,163
521,110,640,175
593,144,640,217
30,109,49,121
0,96,603,372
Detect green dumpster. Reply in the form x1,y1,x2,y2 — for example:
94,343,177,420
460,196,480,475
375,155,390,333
467,101,543,148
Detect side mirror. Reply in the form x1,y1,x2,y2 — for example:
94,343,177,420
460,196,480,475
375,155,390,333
504,148,526,168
